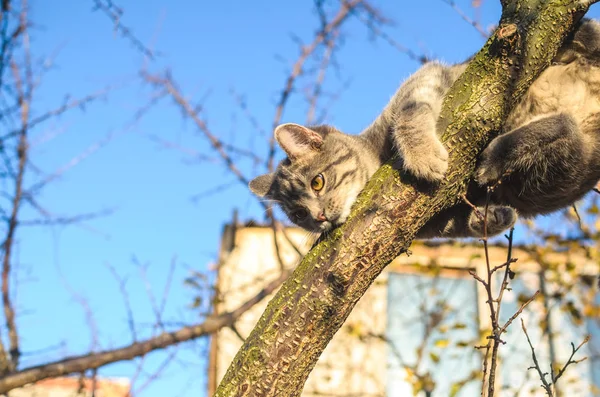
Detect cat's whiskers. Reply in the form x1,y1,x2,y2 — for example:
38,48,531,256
296,230,316,252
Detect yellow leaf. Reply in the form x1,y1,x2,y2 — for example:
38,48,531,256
450,383,462,397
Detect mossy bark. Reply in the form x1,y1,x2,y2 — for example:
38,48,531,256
215,1,597,396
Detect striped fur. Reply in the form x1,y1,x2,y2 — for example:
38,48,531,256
250,125,380,232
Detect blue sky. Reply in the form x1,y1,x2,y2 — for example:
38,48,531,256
10,0,600,396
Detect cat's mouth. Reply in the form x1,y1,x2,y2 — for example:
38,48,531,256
315,216,341,232
317,221,333,232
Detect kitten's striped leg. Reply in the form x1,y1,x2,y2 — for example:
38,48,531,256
388,63,456,182
392,101,448,181
476,113,581,187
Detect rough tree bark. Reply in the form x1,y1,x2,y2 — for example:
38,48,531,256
215,0,598,395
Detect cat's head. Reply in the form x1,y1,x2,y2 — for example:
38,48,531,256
249,123,379,232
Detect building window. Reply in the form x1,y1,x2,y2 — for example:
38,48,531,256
386,270,481,396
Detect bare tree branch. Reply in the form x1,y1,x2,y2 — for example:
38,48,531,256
268,0,366,171
441,0,489,38
0,268,289,393
522,319,590,396
1,2,31,370
306,30,338,125
104,263,137,342
143,71,250,186
91,0,155,59
0,85,117,142
353,7,429,64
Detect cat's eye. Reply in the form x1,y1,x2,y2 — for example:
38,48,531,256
292,209,308,220
311,174,325,192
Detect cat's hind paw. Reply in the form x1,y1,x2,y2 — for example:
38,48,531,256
397,140,449,182
468,205,517,237
475,164,504,186
475,144,505,185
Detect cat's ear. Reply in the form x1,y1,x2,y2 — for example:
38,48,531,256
249,173,275,197
274,123,323,160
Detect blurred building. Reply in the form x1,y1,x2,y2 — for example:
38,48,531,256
207,217,600,396
8,377,130,397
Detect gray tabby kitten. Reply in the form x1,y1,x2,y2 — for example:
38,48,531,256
250,19,600,238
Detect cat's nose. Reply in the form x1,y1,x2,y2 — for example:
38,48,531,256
316,212,327,222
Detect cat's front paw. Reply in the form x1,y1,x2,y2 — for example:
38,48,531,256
398,139,449,182
468,205,517,237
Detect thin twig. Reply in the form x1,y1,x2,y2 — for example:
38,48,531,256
143,71,250,186
553,336,590,383
353,10,429,64
268,0,365,171
0,268,290,393
134,258,164,332
522,318,553,396
158,256,177,325
230,89,268,138
14,208,115,226
26,130,124,196
467,190,536,397
441,0,489,38
91,0,155,59
1,7,30,369
132,347,178,395
521,319,589,397
0,85,117,142
306,30,338,125
104,263,137,342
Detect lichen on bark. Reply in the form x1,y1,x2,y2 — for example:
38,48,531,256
215,1,597,396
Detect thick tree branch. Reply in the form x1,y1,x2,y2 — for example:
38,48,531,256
215,0,596,395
